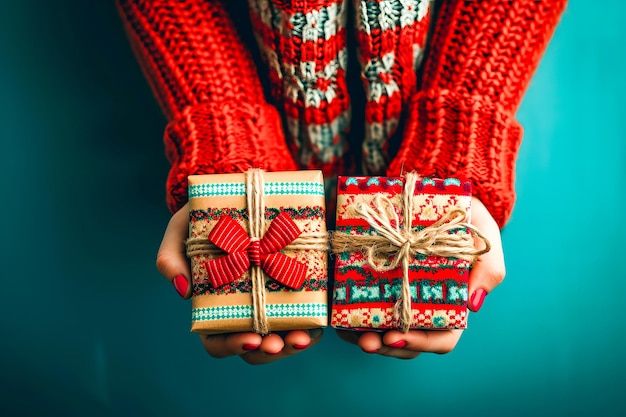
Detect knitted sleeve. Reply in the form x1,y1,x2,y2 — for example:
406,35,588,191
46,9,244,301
117,0,297,213
387,0,567,227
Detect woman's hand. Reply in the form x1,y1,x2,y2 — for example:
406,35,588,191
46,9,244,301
156,203,323,365
335,197,506,359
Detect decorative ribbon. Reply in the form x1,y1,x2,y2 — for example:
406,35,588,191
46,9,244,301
332,172,491,333
204,213,308,290
186,168,328,335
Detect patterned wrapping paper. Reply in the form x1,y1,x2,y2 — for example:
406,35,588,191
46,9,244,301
188,170,328,335
331,176,474,330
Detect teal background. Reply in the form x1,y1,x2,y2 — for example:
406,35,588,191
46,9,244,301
1,1,624,416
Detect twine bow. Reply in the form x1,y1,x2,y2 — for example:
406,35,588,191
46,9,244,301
332,172,491,333
205,213,308,290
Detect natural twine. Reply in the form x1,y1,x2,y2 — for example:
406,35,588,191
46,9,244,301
247,169,268,334
186,168,328,335
331,172,491,333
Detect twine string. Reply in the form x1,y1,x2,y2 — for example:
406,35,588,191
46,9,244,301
247,169,268,335
332,172,491,333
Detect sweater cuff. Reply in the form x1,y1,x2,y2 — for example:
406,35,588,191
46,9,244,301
164,101,298,213
388,89,522,227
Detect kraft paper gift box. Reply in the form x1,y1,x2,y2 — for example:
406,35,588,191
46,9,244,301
187,169,328,335
331,173,488,332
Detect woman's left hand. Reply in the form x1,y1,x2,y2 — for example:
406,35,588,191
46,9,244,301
157,203,323,364
335,197,506,358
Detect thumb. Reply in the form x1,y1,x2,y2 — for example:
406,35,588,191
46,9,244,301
467,197,506,312
156,203,192,299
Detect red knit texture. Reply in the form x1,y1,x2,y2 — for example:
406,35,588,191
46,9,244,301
248,0,351,179
117,0,297,213
388,0,568,227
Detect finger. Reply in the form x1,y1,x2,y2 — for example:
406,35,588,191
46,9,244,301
357,332,383,354
335,329,382,354
241,329,324,365
237,333,285,365
380,329,463,356
341,331,415,358
259,333,285,355
468,197,506,312
357,332,419,359
337,328,460,358
282,328,323,352
156,203,192,298
337,330,415,357
200,332,263,358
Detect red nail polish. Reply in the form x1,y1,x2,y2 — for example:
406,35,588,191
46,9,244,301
173,275,188,298
267,349,283,355
242,344,259,351
469,289,487,312
362,348,378,354
293,343,309,350
387,340,407,349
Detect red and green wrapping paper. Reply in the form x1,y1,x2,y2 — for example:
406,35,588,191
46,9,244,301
187,170,328,335
331,175,475,330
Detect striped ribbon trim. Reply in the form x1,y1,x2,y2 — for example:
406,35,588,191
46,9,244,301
192,303,328,322
189,181,325,198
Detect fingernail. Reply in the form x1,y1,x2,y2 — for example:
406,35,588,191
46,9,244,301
469,289,487,312
293,343,309,350
173,274,188,298
387,340,407,349
267,349,283,355
242,343,259,351
362,348,378,354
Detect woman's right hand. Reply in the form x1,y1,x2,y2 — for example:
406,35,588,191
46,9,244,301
156,203,323,365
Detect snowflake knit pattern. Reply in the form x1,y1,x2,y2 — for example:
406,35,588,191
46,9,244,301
118,0,568,227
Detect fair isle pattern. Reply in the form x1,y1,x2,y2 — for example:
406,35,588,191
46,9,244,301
248,0,351,177
193,274,327,297
332,307,467,329
192,303,328,322
191,207,325,223
188,181,325,198
355,0,430,174
331,175,473,330
333,278,468,306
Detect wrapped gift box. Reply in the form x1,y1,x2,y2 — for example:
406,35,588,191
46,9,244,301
331,175,477,331
187,169,328,335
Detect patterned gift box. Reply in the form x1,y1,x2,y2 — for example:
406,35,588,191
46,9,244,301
187,169,328,335
331,174,486,331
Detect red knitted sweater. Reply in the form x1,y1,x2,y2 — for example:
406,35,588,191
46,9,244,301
118,0,567,227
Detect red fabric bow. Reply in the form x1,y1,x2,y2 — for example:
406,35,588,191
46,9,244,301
205,213,308,289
